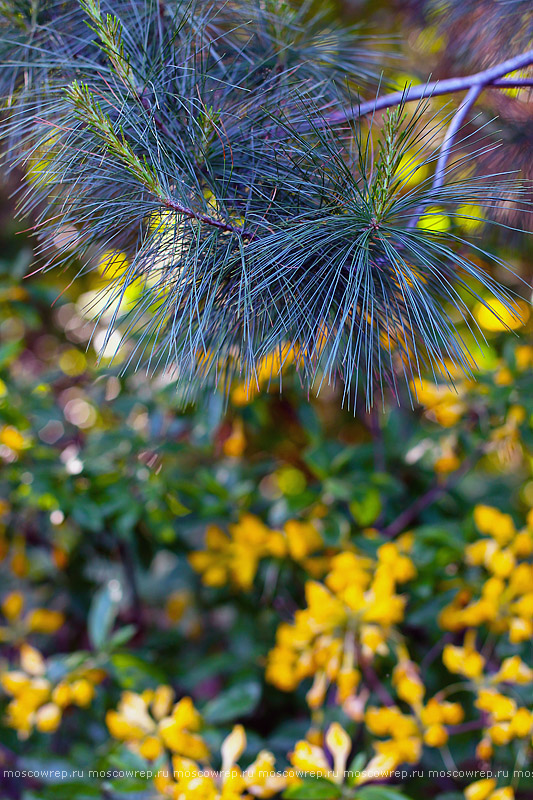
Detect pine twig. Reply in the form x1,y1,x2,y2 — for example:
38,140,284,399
407,83,483,228
432,84,483,193
329,49,533,123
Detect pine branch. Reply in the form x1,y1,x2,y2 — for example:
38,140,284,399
329,49,533,123
66,81,252,238
0,1,531,407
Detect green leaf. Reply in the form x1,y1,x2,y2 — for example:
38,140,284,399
88,582,120,650
110,653,167,690
349,486,382,526
284,778,342,800
345,753,366,785
203,681,261,724
108,624,136,649
0,340,23,367
32,784,101,799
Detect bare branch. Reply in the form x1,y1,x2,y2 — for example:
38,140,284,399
329,49,533,123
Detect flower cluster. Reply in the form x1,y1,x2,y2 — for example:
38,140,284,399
266,538,416,708
106,689,209,762
411,375,470,428
364,652,464,771
440,505,533,642
443,633,533,752
1,644,104,738
189,515,325,590
0,591,64,643
154,723,286,800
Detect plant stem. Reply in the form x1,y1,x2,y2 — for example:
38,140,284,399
380,451,481,538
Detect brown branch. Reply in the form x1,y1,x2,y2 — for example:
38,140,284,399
162,196,254,239
328,49,533,124
380,450,482,538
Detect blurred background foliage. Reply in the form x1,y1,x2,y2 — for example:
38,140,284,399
1,1,533,800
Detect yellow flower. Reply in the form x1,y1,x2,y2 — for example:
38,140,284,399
392,658,425,707
325,722,351,779
159,697,209,760
423,723,448,748
465,779,497,800
487,722,512,746
443,634,484,680
473,506,515,544
515,345,533,371
35,702,62,733
1,670,30,696
336,667,360,702
395,151,430,188
306,671,328,709
98,250,129,280
153,729,283,800
223,421,246,458
486,548,515,578
512,530,533,557
474,298,529,332
456,203,484,233
244,750,286,797
284,520,323,561
267,546,414,708
493,655,533,684
360,624,387,657
0,426,26,452
376,543,416,582
509,616,533,643
1,591,24,622
107,689,206,763
26,609,65,634
488,789,514,800
374,735,421,766
152,685,175,720
421,698,463,726
290,740,329,775
475,690,516,721
52,682,72,708
221,725,246,771
434,453,460,474
20,644,46,677
139,735,164,760
509,708,532,738
417,206,451,233
106,709,147,741
70,679,95,707
476,738,493,761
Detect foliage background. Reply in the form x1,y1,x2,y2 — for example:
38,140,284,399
0,1,532,800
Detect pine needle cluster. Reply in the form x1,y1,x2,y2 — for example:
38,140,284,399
0,0,529,405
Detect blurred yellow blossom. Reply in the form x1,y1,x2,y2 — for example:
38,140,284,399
0,592,64,643
267,541,415,708
474,298,529,332
189,514,325,591
440,506,533,641
0,647,103,739
154,724,285,800
107,690,208,762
